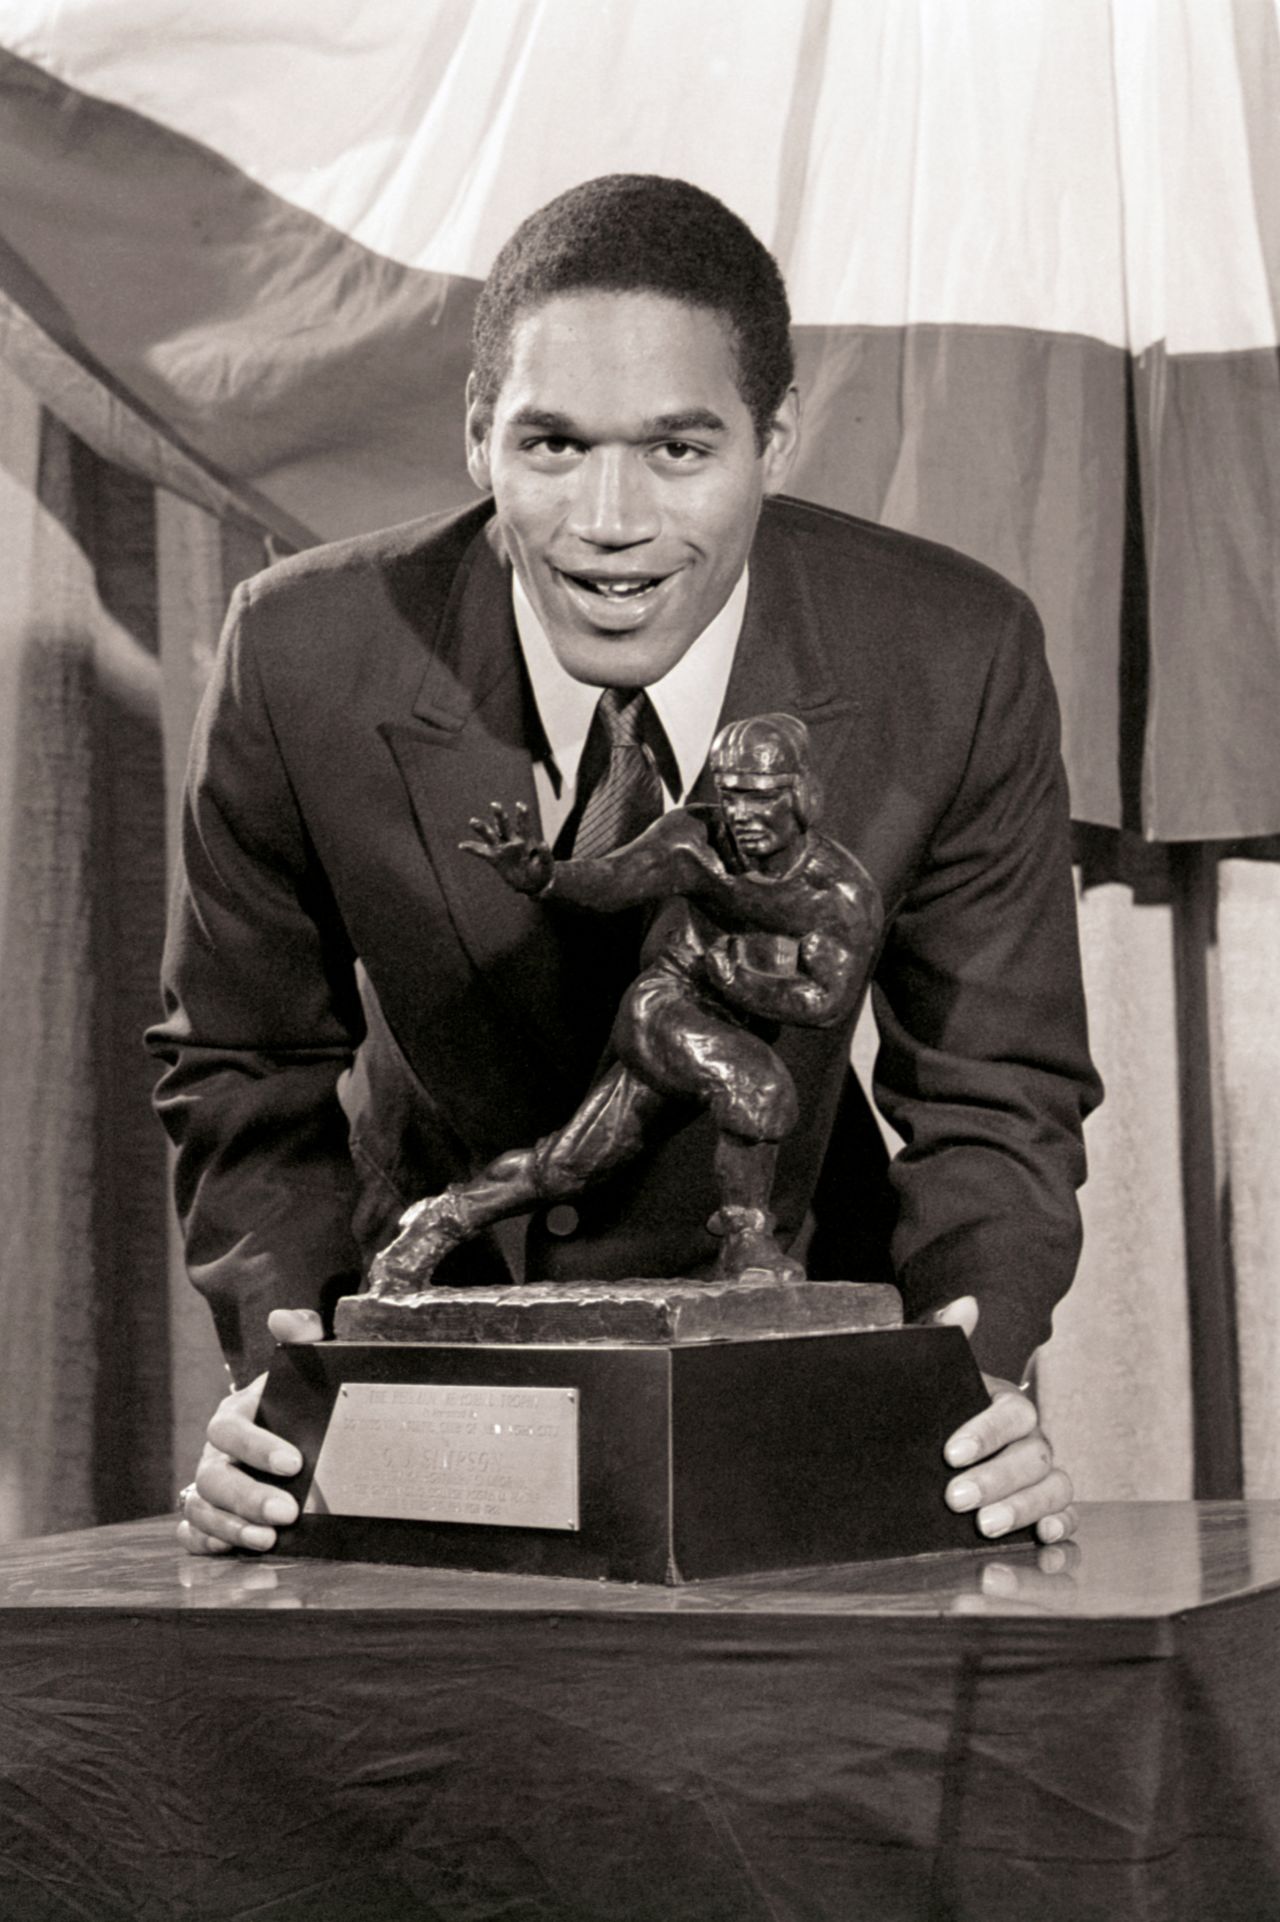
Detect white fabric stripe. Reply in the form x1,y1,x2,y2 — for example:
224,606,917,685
7,0,1279,355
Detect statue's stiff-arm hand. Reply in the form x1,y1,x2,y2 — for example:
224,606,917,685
460,801,554,895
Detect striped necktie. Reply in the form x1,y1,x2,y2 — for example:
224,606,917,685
561,686,666,858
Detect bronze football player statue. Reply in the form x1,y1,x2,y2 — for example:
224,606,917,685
367,713,883,1297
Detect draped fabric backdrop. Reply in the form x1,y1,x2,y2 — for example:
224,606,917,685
0,0,1277,1537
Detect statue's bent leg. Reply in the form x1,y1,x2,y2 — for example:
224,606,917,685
621,988,805,1285
708,1134,804,1285
531,1064,667,1197
700,1032,803,1283
366,1145,540,1298
367,1064,664,1298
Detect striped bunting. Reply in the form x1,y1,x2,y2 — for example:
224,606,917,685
1,0,1277,837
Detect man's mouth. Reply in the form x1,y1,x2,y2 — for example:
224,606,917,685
553,567,677,631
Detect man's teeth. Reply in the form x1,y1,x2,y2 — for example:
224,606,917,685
577,577,660,597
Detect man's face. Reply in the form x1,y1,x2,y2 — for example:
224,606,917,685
466,291,799,687
715,775,803,871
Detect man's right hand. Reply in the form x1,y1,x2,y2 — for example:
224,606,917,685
177,1307,323,1557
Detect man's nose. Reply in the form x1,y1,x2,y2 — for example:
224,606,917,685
568,448,660,548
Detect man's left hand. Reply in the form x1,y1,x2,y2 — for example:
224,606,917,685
923,1296,1077,1545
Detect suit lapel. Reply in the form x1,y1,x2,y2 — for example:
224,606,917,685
690,506,859,803
379,527,591,1112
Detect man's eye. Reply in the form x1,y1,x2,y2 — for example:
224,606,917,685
524,436,582,457
652,441,707,465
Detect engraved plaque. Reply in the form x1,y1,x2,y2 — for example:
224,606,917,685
304,1382,580,1530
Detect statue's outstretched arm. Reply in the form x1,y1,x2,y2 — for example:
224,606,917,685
462,806,699,913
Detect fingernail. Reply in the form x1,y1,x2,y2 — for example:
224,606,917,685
1040,1516,1064,1543
269,1447,301,1477
948,1480,980,1512
979,1504,1014,1537
946,1435,979,1467
264,1494,296,1526
241,1524,276,1551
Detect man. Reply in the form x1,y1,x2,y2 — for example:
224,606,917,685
369,713,884,1296
152,174,1098,1558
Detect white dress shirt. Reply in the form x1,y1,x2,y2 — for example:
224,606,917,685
512,567,750,845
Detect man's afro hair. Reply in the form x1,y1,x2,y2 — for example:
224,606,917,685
471,174,794,448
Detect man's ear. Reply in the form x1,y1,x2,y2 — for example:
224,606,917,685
760,384,801,497
463,372,492,492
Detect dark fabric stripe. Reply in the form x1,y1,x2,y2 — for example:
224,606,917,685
792,324,1132,833
0,49,477,542
793,325,1280,842
1136,347,1280,840
0,285,310,547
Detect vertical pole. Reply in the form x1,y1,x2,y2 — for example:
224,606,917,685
1170,842,1243,1500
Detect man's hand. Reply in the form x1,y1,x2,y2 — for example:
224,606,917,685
460,801,554,895
924,1296,1077,1545
177,1308,323,1557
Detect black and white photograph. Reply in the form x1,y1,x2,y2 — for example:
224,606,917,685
0,3,1276,1917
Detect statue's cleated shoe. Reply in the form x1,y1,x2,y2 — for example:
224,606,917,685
366,1188,472,1298
707,1205,805,1287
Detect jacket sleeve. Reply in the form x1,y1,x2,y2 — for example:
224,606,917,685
870,591,1102,1384
147,585,367,1387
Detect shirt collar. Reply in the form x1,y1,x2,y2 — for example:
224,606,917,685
511,566,749,803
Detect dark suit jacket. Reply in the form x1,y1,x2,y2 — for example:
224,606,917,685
149,495,1101,1386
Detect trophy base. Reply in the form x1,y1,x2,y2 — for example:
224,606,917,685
334,1275,902,1345
255,1306,1001,1583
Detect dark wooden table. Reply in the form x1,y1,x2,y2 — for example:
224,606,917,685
0,1502,1276,1921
